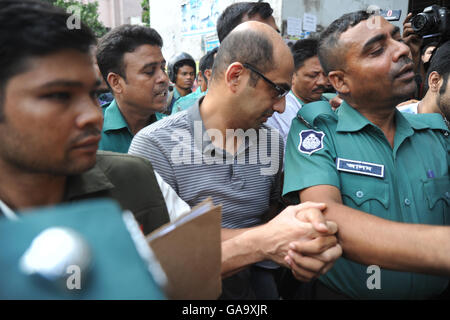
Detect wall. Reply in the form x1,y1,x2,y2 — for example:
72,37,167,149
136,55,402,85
83,0,143,29
150,0,283,61
150,0,410,61
281,0,409,35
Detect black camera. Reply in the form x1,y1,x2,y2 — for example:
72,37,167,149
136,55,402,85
411,5,450,39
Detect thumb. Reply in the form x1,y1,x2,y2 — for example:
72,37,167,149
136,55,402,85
298,207,329,233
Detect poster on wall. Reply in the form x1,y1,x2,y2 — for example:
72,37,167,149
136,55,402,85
181,0,220,37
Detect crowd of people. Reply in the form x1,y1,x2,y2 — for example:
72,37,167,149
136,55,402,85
0,0,449,300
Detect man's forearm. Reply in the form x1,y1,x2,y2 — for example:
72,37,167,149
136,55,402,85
221,226,266,278
322,201,450,276
300,186,450,276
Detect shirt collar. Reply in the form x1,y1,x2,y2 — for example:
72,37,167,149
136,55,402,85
0,200,18,220
173,87,182,100
336,100,448,134
335,101,373,133
64,158,115,200
0,159,114,220
102,99,131,133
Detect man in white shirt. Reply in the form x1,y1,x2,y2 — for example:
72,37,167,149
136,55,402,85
266,38,335,146
398,40,450,127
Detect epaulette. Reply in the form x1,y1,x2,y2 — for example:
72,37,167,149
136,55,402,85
402,112,449,136
297,101,337,129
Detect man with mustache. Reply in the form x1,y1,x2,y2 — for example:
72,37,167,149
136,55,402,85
0,0,190,236
283,11,449,299
266,38,332,147
96,25,170,154
129,21,342,299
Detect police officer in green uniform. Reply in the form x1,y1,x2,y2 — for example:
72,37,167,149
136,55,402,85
96,25,170,153
283,11,449,299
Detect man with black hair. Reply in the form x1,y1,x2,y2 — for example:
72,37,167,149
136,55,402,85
283,10,449,299
0,0,188,235
171,47,218,114
166,52,196,114
266,38,331,146
422,42,438,65
216,1,279,43
399,40,450,123
130,21,342,300
96,25,170,153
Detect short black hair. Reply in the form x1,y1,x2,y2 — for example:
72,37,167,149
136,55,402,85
199,47,218,74
426,40,450,92
0,0,96,119
291,38,319,70
216,1,273,42
199,47,218,87
96,25,163,85
422,41,438,56
212,29,273,87
318,10,373,74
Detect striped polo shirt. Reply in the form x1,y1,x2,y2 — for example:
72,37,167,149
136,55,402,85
128,98,284,229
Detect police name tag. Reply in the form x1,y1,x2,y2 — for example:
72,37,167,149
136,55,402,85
298,130,325,155
336,158,385,178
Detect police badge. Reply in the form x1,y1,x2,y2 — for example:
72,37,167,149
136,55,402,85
298,130,325,155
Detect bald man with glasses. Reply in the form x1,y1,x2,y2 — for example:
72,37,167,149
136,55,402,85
129,21,342,300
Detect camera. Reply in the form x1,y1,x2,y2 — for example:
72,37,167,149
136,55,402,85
411,5,450,39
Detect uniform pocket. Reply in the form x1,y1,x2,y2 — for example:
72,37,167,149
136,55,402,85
422,175,450,210
340,174,389,209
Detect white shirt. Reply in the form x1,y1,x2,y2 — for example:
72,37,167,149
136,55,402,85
266,91,303,148
0,170,190,222
397,102,419,114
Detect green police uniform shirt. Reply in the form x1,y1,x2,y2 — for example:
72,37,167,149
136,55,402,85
283,100,450,299
99,99,157,153
171,87,206,115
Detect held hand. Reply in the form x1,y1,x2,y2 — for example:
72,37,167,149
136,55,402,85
285,239,342,282
260,202,330,267
330,96,343,110
283,204,342,281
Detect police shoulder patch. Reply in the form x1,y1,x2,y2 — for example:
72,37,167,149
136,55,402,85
298,130,325,155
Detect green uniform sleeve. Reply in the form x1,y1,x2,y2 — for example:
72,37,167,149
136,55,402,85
282,116,340,204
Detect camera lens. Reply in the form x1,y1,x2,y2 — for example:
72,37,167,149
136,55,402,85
412,14,427,32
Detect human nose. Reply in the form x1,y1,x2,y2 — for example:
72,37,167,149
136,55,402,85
272,95,286,113
157,68,169,85
76,97,103,130
316,72,329,86
392,38,412,62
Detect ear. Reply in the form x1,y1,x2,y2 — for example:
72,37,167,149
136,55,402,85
328,70,349,95
427,71,442,93
225,62,245,93
203,69,212,82
107,72,124,94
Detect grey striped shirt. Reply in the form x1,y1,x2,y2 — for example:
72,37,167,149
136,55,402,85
129,99,283,229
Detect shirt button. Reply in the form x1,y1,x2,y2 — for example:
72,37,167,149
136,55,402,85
404,198,411,206
356,191,364,198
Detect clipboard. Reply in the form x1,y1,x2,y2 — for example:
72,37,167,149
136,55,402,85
146,198,222,300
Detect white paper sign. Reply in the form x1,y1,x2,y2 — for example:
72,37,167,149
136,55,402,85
303,13,317,32
287,17,302,36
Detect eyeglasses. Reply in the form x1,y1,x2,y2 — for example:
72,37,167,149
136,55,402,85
242,63,289,99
